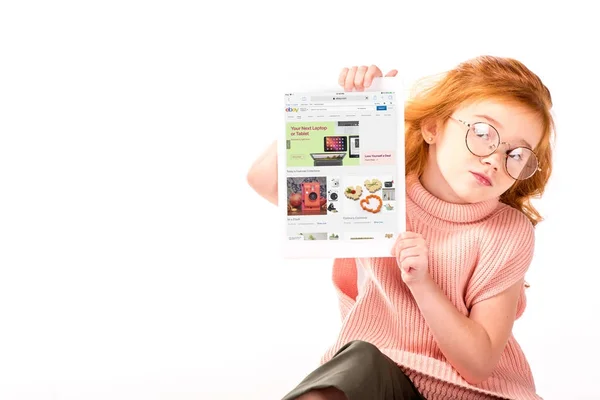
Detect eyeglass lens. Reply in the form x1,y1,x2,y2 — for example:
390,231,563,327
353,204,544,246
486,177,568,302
466,122,538,180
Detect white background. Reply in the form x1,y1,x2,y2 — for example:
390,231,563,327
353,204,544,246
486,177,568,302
1,1,599,399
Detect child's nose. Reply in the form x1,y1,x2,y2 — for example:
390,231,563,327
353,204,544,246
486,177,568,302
480,142,510,170
480,151,504,170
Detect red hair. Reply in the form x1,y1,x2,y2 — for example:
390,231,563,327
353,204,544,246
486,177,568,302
404,55,555,226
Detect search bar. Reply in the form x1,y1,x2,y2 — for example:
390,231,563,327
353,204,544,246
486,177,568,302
309,106,376,112
310,95,370,101
311,103,373,107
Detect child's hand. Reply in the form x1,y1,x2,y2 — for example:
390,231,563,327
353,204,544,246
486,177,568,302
391,232,430,286
338,65,398,92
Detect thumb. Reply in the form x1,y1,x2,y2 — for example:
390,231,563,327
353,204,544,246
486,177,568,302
385,69,398,77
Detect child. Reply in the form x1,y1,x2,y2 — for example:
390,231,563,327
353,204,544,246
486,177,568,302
247,56,554,400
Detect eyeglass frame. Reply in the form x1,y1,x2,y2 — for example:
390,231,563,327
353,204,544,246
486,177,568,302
449,116,542,180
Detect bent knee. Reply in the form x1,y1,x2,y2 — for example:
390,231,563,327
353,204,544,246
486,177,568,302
344,340,382,360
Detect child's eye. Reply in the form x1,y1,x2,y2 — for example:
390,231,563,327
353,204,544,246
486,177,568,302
474,128,488,138
472,124,492,140
508,149,524,162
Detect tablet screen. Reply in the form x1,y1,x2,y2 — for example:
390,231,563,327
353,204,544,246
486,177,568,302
324,136,348,152
279,78,406,259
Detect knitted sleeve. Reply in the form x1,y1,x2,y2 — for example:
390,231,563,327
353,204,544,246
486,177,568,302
465,210,535,318
331,258,358,322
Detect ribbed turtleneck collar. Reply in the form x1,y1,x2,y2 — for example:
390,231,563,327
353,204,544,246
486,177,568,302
405,174,500,224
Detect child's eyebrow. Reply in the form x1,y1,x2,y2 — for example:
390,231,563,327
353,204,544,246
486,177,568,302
475,114,533,149
516,138,533,149
474,114,503,129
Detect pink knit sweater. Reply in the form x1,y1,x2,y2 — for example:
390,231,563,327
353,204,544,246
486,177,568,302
322,174,540,400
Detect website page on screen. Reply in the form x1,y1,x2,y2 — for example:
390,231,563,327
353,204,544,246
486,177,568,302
283,90,402,248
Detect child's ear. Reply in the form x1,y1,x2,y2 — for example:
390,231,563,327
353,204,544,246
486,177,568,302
420,118,440,144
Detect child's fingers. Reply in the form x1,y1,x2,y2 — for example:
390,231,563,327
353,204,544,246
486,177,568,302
353,65,369,91
398,248,422,264
391,232,425,257
339,65,396,90
344,66,358,91
338,68,349,87
364,65,383,88
391,235,418,256
397,238,421,249
399,231,420,239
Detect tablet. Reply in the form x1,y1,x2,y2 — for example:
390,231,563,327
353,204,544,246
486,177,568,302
279,77,406,259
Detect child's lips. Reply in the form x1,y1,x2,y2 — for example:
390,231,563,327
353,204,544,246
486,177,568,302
471,171,492,186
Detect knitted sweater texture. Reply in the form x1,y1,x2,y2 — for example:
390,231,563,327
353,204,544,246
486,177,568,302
322,174,539,400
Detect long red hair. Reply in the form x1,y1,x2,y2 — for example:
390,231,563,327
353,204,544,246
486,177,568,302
404,56,555,226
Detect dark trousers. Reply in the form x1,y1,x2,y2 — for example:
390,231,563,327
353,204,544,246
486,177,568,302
281,340,426,400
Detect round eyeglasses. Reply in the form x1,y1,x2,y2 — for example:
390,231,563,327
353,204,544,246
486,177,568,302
450,117,541,180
